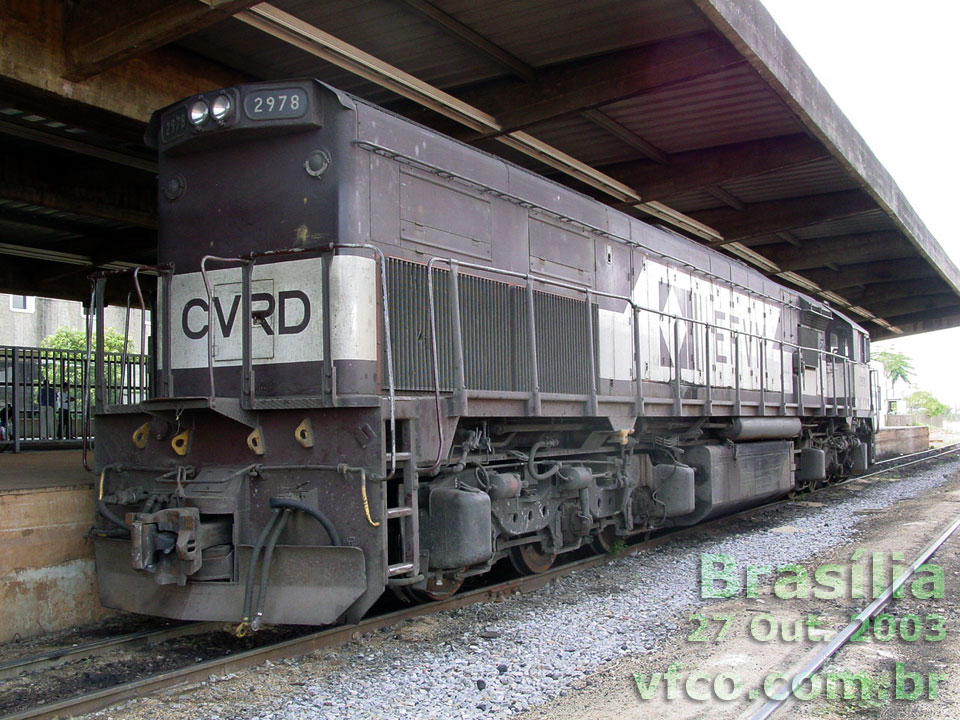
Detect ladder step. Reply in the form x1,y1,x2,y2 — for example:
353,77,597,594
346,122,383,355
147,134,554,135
386,506,414,519
387,562,415,577
388,451,412,462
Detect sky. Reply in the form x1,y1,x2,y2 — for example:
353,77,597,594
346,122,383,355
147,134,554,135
759,0,960,409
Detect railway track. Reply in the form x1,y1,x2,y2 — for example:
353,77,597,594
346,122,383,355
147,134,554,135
3,443,959,720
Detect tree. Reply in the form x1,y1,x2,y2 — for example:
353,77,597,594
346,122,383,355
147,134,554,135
904,390,950,417
41,327,130,354
40,328,137,403
874,349,913,393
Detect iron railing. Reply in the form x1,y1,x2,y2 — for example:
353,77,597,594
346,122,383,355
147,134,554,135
0,344,147,451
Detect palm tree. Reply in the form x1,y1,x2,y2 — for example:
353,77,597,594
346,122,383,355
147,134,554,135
874,350,913,413
874,350,913,391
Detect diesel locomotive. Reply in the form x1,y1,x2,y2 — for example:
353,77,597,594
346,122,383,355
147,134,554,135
89,80,878,630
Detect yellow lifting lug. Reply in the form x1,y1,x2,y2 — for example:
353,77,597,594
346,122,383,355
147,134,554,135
247,427,265,456
294,418,314,448
171,429,191,456
132,422,150,449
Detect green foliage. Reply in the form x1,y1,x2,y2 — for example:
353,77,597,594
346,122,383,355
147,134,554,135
609,539,627,556
904,390,950,417
41,327,130,354
873,350,913,390
38,327,136,401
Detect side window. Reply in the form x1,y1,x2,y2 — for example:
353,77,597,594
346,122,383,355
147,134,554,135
827,322,853,360
9,295,35,313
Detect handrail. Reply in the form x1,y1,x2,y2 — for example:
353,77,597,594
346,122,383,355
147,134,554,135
199,255,252,406
88,262,174,410
424,255,859,365
421,254,867,456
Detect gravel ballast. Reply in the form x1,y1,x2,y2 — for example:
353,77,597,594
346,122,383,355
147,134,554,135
261,457,960,720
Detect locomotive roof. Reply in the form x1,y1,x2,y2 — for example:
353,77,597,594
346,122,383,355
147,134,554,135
0,0,956,340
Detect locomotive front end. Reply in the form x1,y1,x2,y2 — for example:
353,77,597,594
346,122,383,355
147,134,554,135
91,81,393,627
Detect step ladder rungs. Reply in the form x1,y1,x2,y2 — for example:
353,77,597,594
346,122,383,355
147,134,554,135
386,506,414,520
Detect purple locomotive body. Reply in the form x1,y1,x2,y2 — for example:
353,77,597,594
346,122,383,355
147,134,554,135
90,80,876,627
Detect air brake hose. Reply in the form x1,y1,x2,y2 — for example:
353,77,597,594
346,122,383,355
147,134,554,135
97,499,131,533
268,497,342,546
527,441,561,481
237,508,282,636
251,508,291,631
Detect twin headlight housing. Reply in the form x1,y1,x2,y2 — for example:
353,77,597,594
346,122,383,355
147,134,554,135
188,94,233,128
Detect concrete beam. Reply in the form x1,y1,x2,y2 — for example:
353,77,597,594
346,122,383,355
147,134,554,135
800,258,935,293
693,0,960,297
581,109,668,164
760,231,910,272
838,279,953,308
0,0,246,141
0,142,156,228
394,1,671,162
396,0,536,82
695,189,877,244
602,134,827,202
63,0,259,82
873,308,960,340
393,32,743,139
866,293,960,319
0,253,136,303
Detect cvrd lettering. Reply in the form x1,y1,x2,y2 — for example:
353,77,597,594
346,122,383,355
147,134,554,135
180,290,310,339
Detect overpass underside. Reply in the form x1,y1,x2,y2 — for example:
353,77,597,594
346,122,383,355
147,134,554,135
0,0,956,338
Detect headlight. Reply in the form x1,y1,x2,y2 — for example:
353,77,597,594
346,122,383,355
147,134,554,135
188,99,209,127
211,94,232,123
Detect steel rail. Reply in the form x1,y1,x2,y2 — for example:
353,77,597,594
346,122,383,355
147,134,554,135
0,622,220,682
749,509,960,719
859,443,960,480
5,446,959,720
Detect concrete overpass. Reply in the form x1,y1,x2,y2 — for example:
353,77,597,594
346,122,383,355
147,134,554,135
0,0,957,339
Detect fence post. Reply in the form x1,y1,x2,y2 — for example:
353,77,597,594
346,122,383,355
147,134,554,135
12,347,21,453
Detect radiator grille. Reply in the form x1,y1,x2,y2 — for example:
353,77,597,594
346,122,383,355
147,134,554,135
386,258,593,395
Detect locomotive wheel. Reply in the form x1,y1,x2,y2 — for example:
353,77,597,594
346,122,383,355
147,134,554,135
591,525,620,555
405,575,463,603
509,542,557,575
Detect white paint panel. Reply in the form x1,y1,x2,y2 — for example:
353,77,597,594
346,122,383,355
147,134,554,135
855,364,872,411
597,307,633,381
170,257,324,370
213,279,275,362
630,258,785,395
330,255,378,362
712,282,733,388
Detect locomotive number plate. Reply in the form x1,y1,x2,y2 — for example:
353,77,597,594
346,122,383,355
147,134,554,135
243,88,308,120
160,106,189,143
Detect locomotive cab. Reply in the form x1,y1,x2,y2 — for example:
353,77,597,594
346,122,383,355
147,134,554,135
91,81,390,627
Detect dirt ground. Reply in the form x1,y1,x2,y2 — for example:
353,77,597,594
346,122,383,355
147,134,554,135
928,425,960,448
518,469,960,720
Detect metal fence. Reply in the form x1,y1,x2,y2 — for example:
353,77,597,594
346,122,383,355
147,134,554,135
0,344,148,452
